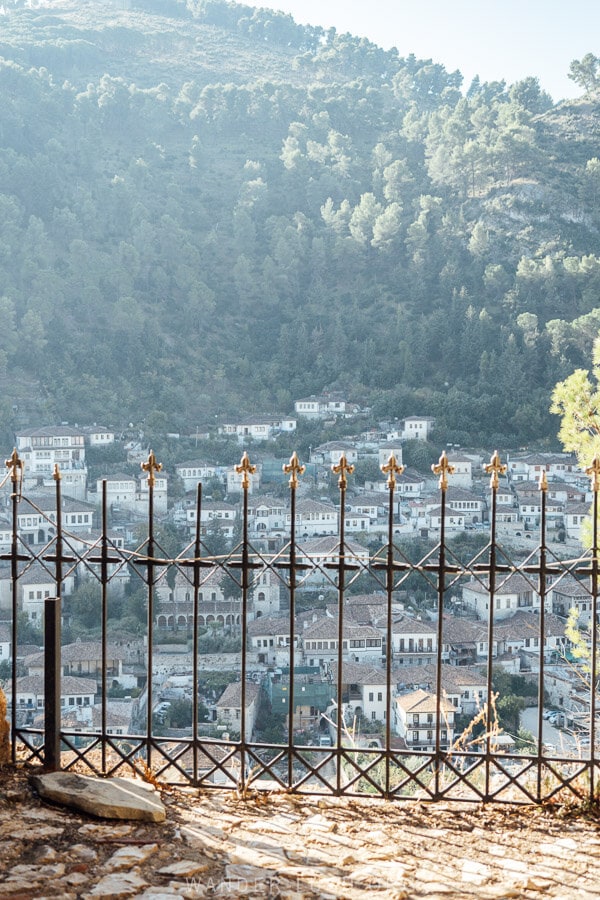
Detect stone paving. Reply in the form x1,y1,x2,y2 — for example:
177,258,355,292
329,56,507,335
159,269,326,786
1,764,600,898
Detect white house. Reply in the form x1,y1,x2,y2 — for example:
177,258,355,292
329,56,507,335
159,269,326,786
400,416,435,442
18,563,75,624
292,499,338,537
563,502,589,542
391,616,437,667
446,487,486,524
462,573,539,620
16,426,88,501
294,393,349,420
343,511,371,534
507,452,580,484
310,441,359,467
219,415,296,443
216,681,260,739
425,505,466,533
300,615,383,668
8,675,97,723
494,610,566,664
394,688,454,751
377,443,403,469
295,536,369,586
550,575,593,624
247,616,295,666
96,472,168,516
185,500,238,539
226,465,261,494
446,454,474,489
81,426,115,447
394,663,486,717
397,469,426,498
248,496,288,539
333,661,390,723
175,460,222,492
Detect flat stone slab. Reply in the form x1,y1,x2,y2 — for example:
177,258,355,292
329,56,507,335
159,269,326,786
30,772,166,823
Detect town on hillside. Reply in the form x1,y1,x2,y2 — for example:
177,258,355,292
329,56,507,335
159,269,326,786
0,400,595,778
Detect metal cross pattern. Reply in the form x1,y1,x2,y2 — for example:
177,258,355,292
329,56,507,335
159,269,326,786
484,450,507,490
141,449,163,487
283,451,305,489
432,450,455,492
586,456,600,493
332,453,354,489
381,453,404,490
236,451,257,490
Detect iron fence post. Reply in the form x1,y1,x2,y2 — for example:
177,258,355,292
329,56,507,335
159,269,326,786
432,451,455,798
6,450,23,764
283,452,305,786
332,453,354,795
235,451,256,793
381,453,404,798
43,595,61,770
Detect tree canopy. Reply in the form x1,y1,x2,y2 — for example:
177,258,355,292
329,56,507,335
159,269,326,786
0,2,597,449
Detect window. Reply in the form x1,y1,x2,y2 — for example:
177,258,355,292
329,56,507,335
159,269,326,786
378,692,383,702
371,711,376,721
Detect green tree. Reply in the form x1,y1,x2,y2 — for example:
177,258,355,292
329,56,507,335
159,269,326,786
550,335,600,466
568,53,600,94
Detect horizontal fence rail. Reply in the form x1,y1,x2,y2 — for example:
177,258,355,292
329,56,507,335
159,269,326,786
3,449,600,804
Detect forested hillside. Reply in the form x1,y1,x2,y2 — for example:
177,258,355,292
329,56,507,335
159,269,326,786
0,0,599,447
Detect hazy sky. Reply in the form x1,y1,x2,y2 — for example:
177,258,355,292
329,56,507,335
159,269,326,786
247,0,600,102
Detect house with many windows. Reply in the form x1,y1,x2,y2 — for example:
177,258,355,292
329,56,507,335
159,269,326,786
7,675,97,725
391,617,437,667
333,662,391,724
394,688,454,751
184,499,237,539
95,472,168,516
300,615,383,668
446,487,486,524
247,617,295,666
15,426,88,500
550,575,593,623
175,460,222,493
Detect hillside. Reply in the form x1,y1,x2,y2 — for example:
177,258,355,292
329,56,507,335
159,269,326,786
0,0,598,447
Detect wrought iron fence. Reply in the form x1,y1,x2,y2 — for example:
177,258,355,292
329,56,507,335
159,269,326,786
4,447,600,804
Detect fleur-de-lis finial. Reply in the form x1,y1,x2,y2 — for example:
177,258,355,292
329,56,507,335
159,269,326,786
586,457,600,493
432,451,455,492
283,451,305,489
5,449,23,498
332,453,354,490
381,453,404,490
484,450,507,491
141,450,162,488
235,451,256,491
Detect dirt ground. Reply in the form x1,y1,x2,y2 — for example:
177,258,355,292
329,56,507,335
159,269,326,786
1,763,600,898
